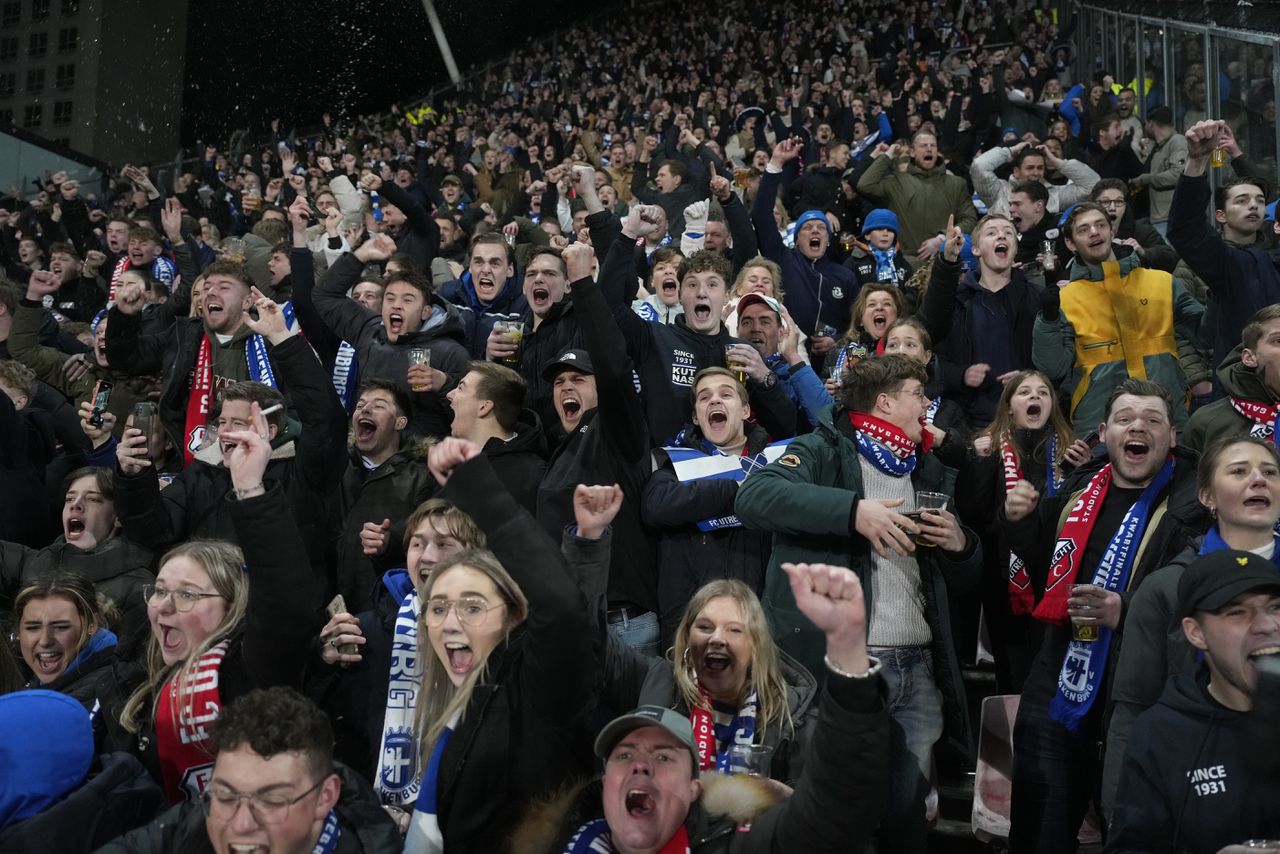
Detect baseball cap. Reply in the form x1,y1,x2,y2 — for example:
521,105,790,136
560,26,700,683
737,292,782,318
594,705,700,777
541,349,595,381
441,174,463,187
1178,549,1280,617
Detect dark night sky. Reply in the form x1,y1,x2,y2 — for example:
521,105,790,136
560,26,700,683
180,0,584,147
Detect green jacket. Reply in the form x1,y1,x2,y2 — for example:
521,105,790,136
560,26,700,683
1033,252,1204,433
855,155,979,263
1183,344,1270,453
734,405,983,760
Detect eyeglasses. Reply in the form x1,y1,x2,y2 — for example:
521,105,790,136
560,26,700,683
424,597,505,628
142,584,224,613
1096,197,1127,208
887,387,929,403
201,777,325,825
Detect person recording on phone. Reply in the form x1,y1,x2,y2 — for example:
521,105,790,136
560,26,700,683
110,289,348,574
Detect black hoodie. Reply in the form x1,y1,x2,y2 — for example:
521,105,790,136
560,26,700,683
1107,669,1280,853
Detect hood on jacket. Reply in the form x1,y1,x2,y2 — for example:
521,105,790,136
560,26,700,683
1064,242,1142,282
1216,344,1277,401
380,567,414,604
443,269,526,312
396,297,468,346
0,690,93,830
484,409,549,460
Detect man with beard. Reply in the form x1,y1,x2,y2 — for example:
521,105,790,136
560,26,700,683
439,232,527,359
334,380,435,612
313,233,471,438
752,139,858,368
643,367,793,645
736,355,982,852
857,131,979,268
999,379,1208,853
13,271,152,437
972,140,1099,217
920,214,1043,429
1034,203,1202,433
537,242,656,653
604,206,799,445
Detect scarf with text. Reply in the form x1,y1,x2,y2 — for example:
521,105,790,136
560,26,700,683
563,821,691,854
376,587,423,807
1230,397,1280,445
157,639,229,803
689,684,759,773
332,340,361,414
404,716,457,854
1001,434,1060,615
311,810,341,854
871,247,898,282
663,437,792,530
183,302,293,466
1048,457,1174,732
850,411,933,477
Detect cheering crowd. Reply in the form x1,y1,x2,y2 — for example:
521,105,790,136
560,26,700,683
2,0,1280,851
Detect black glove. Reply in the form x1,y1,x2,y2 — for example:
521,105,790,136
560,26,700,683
1040,282,1061,322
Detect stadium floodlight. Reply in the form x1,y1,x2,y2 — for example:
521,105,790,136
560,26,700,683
421,0,461,84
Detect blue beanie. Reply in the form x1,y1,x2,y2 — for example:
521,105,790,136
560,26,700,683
862,208,900,236
794,210,831,236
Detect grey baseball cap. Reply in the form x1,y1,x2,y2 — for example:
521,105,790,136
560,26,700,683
594,705,700,777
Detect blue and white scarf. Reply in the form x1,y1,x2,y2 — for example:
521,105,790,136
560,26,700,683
871,247,898,282
312,809,341,854
375,581,423,807
1050,457,1174,732
404,717,457,854
244,300,297,388
332,340,360,414
663,436,791,530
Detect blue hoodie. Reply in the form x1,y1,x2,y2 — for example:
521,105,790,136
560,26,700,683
439,270,530,359
0,690,93,830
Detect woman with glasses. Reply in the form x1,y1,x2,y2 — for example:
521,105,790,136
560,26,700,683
402,439,596,854
119,402,321,804
12,572,139,750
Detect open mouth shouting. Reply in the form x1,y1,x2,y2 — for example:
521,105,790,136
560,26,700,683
386,311,405,337
558,393,582,426
1242,491,1274,513
1121,437,1150,466
992,239,1011,262
659,276,678,299
701,647,732,676
625,786,657,818
158,623,185,661
444,641,474,676
128,248,147,264
1248,645,1280,664
703,406,730,438
204,298,225,324
869,311,889,338
32,649,66,678
529,285,552,312
476,274,498,299
1024,401,1045,425
65,515,88,542
355,416,378,446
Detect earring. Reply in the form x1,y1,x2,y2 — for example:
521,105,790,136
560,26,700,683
1208,505,1217,519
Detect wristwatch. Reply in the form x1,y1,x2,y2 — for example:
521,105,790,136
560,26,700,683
757,371,778,390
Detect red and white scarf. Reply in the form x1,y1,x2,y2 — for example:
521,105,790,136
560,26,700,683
849,412,934,459
1035,465,1116,624
157,639,228,803
1230,397,1280,441
1000,440,1038,615
183,335,216,467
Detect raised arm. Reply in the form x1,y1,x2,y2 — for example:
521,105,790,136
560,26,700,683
312,235,391,344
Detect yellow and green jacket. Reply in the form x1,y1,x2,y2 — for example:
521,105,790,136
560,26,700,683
1032,252,1204,433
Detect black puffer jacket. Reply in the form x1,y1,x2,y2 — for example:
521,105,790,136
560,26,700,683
111,333,348,576
92,764,400,854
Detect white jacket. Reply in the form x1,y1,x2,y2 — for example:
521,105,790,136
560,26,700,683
969,146,1101,215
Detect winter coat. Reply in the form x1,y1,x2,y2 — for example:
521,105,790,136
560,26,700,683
842,243,915,311
599,233,800,445
91,764,400,854
517,296,586,440
334,446,437,613
375,179,440,270
482,409,548,515
418,454,596,852
0,752,165,853
0,393,57,550
643,424,778,643
32,637,144,754
1183,345,1270,453
1168,172,1280,367
538,273,655,614
438,270,529,359
1134,132,1188,223
920,257,1043,427
734,405,983,761
856,154,980,265
970,146,1100,215
0,536,154,663
10,298,153,439
314,252,472,438
510,674,889,854
752,170,859,340
1032,251,1203,433
1106,670,1280,853
112,334,347,573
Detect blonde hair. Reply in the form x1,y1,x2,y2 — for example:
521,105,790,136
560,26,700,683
731,256,785,300
414,549,529,754
671,580,793,735
979,370,1075,470
120,540,248,733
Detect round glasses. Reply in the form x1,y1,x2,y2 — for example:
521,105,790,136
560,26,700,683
201,777,324,825
142,584,224,613
424,597,505,628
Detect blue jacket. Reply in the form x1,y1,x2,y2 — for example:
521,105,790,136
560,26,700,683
439,270,530,359
0,690,93,830
751,170,859,341
768,354,833,429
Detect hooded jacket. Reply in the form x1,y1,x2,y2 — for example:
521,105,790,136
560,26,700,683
314,252,472,438
856,153,980,264
734,405,983,761
1183,345,1272,454
510,673,888,854
1107,670,1280,853
1168,172,1280,367
751,170,859,340
0,689,94,833
1032,251,1203,433
91,764,401,854
439,270,529,359
643,423,777,645
375,179,441,270
482,408,548,514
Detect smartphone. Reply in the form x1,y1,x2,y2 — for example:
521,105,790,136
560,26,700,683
132,402,157,459
88,380,113,428
326,595,358,657
1083,430,1102,450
